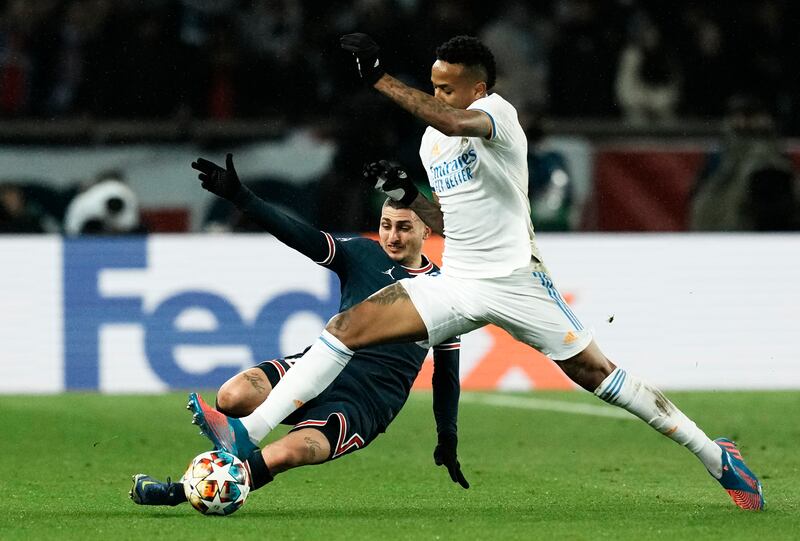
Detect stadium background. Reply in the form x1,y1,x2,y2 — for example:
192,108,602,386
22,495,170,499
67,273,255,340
1,0,797,394
2,1,799,538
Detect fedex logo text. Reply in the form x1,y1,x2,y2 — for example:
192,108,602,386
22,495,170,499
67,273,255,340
63,238,339,390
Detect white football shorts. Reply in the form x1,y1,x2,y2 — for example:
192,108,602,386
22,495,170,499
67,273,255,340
399,264,592,360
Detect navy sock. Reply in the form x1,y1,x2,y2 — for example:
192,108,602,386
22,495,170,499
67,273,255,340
246,448,274,490
166,480,187,505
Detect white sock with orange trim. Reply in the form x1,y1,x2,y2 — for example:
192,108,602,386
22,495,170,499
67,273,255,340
240,330,353,444
594,368,723,478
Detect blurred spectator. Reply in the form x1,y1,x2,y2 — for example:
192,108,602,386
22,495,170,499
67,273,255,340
548,0,622,117
234,0,312,118
678,6,731,118
731,1,795,128
522,111,574,232
45,0,112,115
615,12,681,124
690,96,799,231
0,183,47,233
63,170,143,235
0,0,797,132
480,1,550,113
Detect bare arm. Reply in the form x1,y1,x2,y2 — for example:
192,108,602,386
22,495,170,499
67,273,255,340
374,74,492,138
410,192,444,236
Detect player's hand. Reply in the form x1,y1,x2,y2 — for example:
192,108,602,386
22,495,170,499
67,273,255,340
363,160,419,206
434,433,470,489
191,153,242,201
340,33,385,86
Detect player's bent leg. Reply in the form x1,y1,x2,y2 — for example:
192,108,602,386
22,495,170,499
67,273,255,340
236,282,430,445
263,428,332,474
326,282,429,350
216,368,273,418
240,428,331,492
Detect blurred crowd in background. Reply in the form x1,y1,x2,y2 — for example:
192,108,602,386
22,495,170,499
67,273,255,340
3,0,800,125
1,0,799,235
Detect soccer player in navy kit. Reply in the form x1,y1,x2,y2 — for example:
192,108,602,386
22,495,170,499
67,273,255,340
130,154,465,506
191,35,764,511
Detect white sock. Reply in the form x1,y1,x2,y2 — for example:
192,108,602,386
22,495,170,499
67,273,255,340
240,330,353,443
595,368,723,478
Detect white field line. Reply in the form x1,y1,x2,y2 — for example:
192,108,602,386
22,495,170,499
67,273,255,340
459,393,635,420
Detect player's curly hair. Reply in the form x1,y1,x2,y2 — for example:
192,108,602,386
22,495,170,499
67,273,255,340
435,35,496,90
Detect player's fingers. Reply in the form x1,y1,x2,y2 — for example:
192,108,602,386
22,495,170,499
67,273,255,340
445,461,457,480
446,460,469,489
225,153,236,175
455,466,470,489
193,157,218,172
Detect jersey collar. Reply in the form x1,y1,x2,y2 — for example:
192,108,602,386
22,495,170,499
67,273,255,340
402,254,434,275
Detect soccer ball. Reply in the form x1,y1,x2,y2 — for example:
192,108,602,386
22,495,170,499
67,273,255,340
182,450,251,516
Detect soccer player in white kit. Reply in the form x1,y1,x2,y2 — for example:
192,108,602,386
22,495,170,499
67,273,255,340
190,34,764,511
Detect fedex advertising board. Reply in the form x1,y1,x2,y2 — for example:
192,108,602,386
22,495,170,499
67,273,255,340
1,234,797,393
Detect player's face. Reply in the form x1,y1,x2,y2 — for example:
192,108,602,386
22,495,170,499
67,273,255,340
379,207,430,266
431,60,486,109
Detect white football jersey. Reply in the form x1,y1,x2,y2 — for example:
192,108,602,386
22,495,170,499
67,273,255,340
419,93,540,278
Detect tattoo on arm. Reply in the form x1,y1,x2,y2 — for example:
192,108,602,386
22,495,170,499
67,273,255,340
242,370,266,394
376,75,458,133
375,75,490,137
367,283,409,306
330,311,351,332
304,436,322,460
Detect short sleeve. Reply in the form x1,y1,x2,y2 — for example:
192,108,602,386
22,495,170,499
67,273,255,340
468,94,517,145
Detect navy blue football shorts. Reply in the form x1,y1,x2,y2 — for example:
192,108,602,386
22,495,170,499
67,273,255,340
256,356,380,461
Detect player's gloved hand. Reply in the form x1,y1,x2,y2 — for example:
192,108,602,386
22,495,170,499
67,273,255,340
191,153,242,201
434,433,469,489
363,160,419,206
340,33,385,86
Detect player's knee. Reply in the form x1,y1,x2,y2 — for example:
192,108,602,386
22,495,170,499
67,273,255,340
558,343,616,392
216,370,268,417
215,385,247,417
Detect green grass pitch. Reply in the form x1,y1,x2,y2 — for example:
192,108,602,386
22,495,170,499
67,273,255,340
1,390,798,540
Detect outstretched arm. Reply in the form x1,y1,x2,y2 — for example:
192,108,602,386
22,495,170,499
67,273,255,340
191,154,332,264
339,33,491,137
374,74,492,138
431,338,469,489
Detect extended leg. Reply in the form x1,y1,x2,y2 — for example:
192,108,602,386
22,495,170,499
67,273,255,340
239,282,427,444
557,340,764,510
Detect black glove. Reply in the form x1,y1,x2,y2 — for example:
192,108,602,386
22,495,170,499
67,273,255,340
363,160,419,206
191,153,242,201
433,433,469,489
340,33,385,86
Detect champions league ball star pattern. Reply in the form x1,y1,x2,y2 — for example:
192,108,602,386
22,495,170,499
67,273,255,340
182,450,250,515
